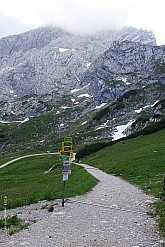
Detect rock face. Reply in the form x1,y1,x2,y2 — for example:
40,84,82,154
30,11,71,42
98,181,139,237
1,25,165,146
80,41,165,105
0,26,156,103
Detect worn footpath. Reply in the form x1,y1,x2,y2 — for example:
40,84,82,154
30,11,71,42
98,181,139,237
0,163,164,247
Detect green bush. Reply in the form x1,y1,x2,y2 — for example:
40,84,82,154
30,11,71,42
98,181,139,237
76,141,113,160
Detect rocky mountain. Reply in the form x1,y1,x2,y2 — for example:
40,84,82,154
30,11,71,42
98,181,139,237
79,40,165,105
0,26,155,103
0,26,165,153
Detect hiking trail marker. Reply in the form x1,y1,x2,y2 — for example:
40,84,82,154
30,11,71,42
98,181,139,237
59,136,73,207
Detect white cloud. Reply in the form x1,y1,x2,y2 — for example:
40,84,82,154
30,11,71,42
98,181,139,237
42,0,136,34
125,0,165,45
0,0,164,44
0,0,136,33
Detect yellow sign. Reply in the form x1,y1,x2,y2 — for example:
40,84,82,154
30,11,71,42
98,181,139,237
64,146,72,151
59,136,73,161
64,137,72,142
64,141,72,146
60,151,70,157
70,151,74,159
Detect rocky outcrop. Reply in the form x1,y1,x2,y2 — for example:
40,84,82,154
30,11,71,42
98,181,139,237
1,25,165,143
80,41,165,104
0,26,156,103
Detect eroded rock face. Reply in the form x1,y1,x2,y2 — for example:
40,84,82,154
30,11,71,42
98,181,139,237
0,26,156,102
80,41,165,105
1,24,165,131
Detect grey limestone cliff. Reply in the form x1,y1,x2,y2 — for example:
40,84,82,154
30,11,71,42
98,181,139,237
79,41,165,105
0,26,156,103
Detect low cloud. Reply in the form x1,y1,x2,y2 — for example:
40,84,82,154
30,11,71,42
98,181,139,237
1,0,165,45
0,0,136,36
36,0,136,34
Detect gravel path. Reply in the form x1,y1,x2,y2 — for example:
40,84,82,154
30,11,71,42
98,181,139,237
0,153,57,169
0,163,164,247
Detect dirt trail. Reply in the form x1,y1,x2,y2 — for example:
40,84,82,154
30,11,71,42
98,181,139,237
0,162,164,246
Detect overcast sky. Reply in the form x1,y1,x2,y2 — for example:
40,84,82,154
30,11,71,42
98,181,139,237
0,0,164,45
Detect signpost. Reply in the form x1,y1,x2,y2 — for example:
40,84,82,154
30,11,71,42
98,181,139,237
59,136,73,207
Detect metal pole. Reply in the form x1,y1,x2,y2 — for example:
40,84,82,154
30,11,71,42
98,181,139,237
62,181,66,207
4,196,7,231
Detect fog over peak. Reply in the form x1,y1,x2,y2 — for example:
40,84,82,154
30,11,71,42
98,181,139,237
0,0,136,37
40,0,135,35
32,0,136,34
0,0,164,44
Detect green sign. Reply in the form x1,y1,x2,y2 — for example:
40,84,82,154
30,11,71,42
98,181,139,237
59,156,70,161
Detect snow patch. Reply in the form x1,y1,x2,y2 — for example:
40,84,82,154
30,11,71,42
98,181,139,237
0,67,15,74
0,118,29,125
82,121,87,125
77,93,92,98
95,103,107,109
71,88,81,93
122,77,127,83
21,118,29,124
135,105,150,113
151,101,159,107
61,106,71,109
86,62,91,68
117,77,130,85
135,101,159,113
95,120,109,130
71,83,91,94
112,121,134,141
59,48,69,53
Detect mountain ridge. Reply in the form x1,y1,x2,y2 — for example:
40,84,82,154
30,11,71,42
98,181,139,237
0,26,156,102
0,26,165,152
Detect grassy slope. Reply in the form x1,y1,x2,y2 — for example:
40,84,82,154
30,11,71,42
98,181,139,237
0,105,99,155
83,129,165,237
0,155,98,210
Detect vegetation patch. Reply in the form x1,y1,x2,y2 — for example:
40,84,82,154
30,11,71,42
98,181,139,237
0,215,29,235
0,155,98,210
76,119,165,161
154,59,165,74
104,79,125,87
83,128,165,237
117,89,142,102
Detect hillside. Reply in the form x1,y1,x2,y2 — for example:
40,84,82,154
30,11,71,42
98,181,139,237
0,26,156,102
0,25,165,157
82,128,165,237
1,120,165,241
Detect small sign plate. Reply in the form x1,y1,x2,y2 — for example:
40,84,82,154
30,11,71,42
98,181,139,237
63,174,68,181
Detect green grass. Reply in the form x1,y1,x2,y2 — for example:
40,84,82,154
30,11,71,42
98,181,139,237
0,215,29,235
0,154,98,210
83,128,165,237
